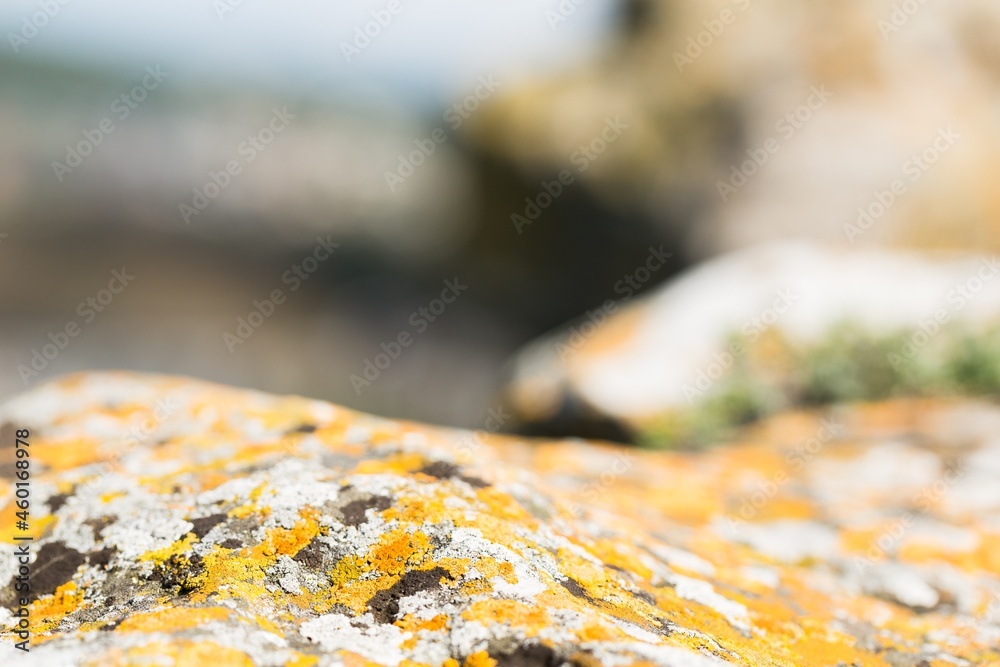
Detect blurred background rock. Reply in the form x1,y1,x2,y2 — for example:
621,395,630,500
1,0,998,433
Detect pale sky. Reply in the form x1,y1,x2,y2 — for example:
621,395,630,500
0,0,618,110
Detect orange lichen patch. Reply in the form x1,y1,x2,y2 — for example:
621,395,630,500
462,599,549,633
642,479,723,525
899,531,999,571
194,471,232,491
0,500,55,543
367,529,433,577
383,493,451,525
139,534,198,564
190,508,320,601
284,653,320,667
33,438,105,470
396,613,449,635
463,650,498,667
340,650,386,667
114,606,233,633
323,529,437,614
785,631,888,667
354,451,427,476
588,540,653,581
259,507,321,558
102,640,255,667
30,582,87,634
743,496,817,522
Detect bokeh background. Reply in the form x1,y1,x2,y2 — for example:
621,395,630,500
2,0,999,431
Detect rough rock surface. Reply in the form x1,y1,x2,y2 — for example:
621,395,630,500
2,373,1000,666
505,242,1000,438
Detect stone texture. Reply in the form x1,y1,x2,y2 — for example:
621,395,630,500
1,372,999,665
463,0,1000,258
504,242,1000,438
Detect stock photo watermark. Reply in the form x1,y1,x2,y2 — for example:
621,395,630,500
512,115,629,233
546,0,592,30
556,245,671,360
853,463,967,572
878,0,931,40
844,126,960,243
673,0,752,72
682,288,799,402
223,236,340,352
340,0,409,62
717,85,833,201
15,268,135,385
887,256,1000,369
349,278,469,394
385,75,502,192
51,65,170,182
7,0,72,53
726,418,843,532
179,107,295,224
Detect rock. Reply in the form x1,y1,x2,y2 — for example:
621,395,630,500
1,372,1000,665
504,242,1000,442
463,0,1000,258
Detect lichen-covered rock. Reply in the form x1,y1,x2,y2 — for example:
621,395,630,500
2,372,1000,666
505,242,1000,442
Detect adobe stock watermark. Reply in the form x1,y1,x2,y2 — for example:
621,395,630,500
878,0,931,40
214,0,252,21
385,75,502,192
853,463,966,572
727,418,842,532
51,66,169,182
179,107,295,224
340,0,409,62
673,0,752,72
717,85,833,201
556,245,672,360
512,116,629,234
121,397,180,447
349,278,468,394
223,236,339,352
15,268,135,385
567,452,633,518
682,288,799,403
7,0,72,54
844,126,960,243
887,256,1000,370
545,0,591,30
453,405,512,464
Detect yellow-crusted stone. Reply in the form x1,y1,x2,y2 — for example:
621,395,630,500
0,372,998,666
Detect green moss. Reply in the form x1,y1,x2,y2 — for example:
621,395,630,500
638,322,1000,450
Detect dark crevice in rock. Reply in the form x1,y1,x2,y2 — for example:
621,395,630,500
367,567,451,624
46,491,73,513
27,542,87,603
88,546,116,569
341,495,393,527
292,539,326,569
491,644,563,667
188,513,227,538
418,461,490,488
559,577,598,604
